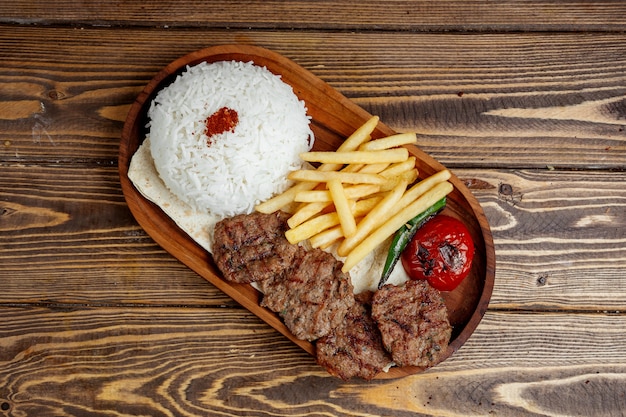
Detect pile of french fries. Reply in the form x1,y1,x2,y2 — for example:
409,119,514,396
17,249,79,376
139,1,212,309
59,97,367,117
255,116,453,273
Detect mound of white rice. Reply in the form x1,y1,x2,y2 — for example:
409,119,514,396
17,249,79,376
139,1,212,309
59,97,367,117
147,60,314,218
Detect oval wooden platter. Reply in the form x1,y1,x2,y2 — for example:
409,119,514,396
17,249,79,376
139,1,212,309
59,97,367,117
118,45,496,379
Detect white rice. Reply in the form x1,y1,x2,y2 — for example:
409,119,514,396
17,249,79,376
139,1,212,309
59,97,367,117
147,60,314,218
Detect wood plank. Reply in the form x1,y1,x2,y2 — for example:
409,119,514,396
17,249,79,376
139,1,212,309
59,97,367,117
1,307,626,416
1,2,623,414
0,163,235,306
1,26,624,169
1,0,625,31
1,164,624,310
459,168,626,311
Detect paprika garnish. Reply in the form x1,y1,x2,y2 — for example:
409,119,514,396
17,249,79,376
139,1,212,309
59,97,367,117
205,107,238,145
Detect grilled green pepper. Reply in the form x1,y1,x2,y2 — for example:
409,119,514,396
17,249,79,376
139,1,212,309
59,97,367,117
378,197,447,289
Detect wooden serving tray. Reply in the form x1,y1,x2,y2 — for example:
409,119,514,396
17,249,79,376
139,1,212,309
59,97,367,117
119,45,495,379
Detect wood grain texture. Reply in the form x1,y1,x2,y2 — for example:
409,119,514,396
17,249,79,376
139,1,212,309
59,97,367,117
0,163,235,307
459,168,626,311
1,26,624,169
1,0,625,31
2,307,626,416
2,165,623,311
117,44,494,376
1,1,626,413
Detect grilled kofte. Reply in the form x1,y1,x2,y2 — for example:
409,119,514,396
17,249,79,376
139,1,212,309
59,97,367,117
212,211,298,284
213,212,451,379
316,299,391,380
260,247,355,341
128,57,461,381
214,211,355,341
372,280,451,368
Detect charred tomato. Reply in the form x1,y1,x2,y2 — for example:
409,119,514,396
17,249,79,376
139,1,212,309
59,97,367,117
401,215,474,291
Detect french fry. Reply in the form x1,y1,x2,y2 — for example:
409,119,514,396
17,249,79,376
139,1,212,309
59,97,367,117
340,162,389,174
337,179,409,257
395,169,451,209
328,179,357,238
336,116,379,152
359,132,417,151
256,117,384,215
341,163,365,173
342,180,454,272
286,211,340,244
379,169,419,192
287,201,331,229
379,157,416,178
300,148,409,165
293,190,333,203
358,162,390,174
352,195,385,215
316,117,377,171
309,225,344,249
257,118,380,214
308,196,381,248
254,113,459,276
292,193,383,231
288,170,387,185
255,181,317,213
294,184,380,203
287,194,381,245
256,162,341,214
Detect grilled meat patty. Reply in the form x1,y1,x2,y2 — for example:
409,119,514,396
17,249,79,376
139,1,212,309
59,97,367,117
212,211,298,284
316,300,392,381
372,280,451,368
213,211,354,342
260,247,355,341
213,211,452,378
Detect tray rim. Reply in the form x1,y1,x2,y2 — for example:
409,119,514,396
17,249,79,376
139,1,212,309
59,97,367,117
119,44,496,379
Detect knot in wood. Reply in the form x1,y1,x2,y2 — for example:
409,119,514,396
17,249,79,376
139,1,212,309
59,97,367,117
499,183,513,196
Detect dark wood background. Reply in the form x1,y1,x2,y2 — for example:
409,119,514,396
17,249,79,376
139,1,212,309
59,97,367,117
1,1,625,416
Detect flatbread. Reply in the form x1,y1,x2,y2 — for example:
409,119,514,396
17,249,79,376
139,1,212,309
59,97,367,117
128,139,218,253
127,141,410,293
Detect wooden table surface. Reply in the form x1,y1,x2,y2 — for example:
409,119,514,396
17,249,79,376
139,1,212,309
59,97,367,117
1,1,625,416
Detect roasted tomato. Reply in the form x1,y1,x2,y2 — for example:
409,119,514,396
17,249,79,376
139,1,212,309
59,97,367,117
401,215,474,291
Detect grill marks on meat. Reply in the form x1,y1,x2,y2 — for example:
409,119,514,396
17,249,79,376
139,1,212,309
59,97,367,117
260,247,355,341
316,301,392,381
372,280,451,368
213,211,298,284
213,211,355,341
212,211,452,379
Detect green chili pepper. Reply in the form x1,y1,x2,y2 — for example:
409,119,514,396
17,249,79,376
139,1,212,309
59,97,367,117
378,197,447,289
